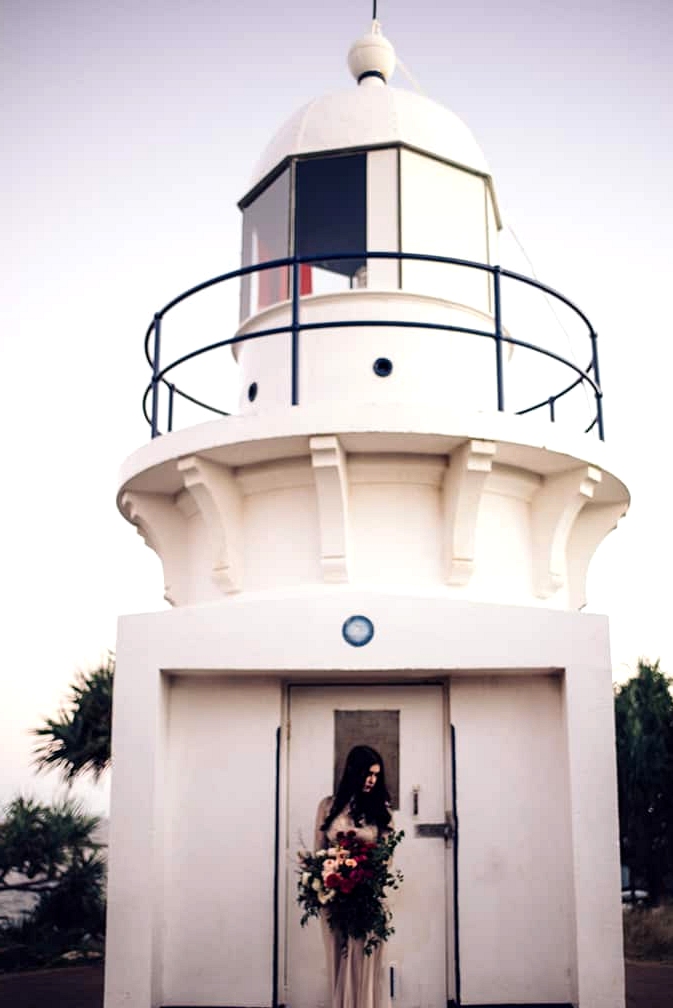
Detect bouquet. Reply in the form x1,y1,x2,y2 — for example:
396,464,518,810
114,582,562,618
297,829,404,955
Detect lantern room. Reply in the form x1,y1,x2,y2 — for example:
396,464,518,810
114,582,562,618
238,106,500,318
233,23,502,414
240,24,499,319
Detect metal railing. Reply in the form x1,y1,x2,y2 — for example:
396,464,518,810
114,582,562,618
142,251,604,440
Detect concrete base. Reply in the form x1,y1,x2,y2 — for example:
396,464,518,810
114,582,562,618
104,593,624,1008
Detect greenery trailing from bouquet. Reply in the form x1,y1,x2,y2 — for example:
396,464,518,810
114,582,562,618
297,829,404,955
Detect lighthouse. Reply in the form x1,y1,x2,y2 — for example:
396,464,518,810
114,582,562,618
105,19,629,1008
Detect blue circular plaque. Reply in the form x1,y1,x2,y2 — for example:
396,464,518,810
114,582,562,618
342,614,374,647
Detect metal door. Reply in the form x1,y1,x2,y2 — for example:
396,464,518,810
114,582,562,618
285,684,454,1008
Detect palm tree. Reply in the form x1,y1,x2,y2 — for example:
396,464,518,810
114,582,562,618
32,654,113,783
0,796,102,896
0,797,106,965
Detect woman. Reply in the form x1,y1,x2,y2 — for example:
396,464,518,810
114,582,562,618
314,745,393,1008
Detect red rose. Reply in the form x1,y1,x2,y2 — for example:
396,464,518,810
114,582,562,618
324,873,340,888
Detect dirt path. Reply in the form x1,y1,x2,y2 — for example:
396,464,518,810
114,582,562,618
0,963,104,1007
0,960,671,1006
625,959,673,1008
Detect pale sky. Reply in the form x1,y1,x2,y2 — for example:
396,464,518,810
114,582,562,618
2,0,672,815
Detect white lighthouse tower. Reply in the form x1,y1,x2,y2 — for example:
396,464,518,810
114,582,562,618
105,19,629,1008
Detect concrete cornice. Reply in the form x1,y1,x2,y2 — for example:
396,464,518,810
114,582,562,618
117,404,629,509
116,411,629,613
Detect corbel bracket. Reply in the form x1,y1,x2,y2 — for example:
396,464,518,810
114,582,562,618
310,435,350,583
177,455,243,594
120,490,186,606
442,439,497,585
531,465,602,599
566,501,627,610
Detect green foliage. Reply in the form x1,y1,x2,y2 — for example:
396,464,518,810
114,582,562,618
0,797,101,890
32,654,113,783
0,797,106,971
615,659,673,905
32,850,105,934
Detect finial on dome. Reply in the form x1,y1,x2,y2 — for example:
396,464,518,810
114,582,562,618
348,19,396,86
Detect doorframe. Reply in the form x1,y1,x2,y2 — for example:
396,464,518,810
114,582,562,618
277,677,459,1008
449,722,461,1008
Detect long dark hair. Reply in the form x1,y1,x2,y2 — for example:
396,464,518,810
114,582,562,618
322,745,392,836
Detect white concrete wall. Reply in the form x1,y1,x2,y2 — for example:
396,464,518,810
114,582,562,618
470,467,538,600
104,632,169,1008
564,663,625,1008
451,674,575,1005
242,480,322,590
235,291,505,414
162,676,280,1006
105,595,624,1008
349,465,443,584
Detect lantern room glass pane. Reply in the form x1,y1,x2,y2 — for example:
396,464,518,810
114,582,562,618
400,149,491,313
240,168,290,321
295,154,366,293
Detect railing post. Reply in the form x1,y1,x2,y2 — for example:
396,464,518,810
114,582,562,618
167,383,175,433
291,257,300,406
493,266,505,411
589,329,605,441
150,313,162,438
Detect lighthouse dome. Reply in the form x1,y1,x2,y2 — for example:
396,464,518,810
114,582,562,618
249,84,491,192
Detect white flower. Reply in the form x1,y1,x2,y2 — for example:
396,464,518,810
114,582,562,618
312,878,322,891
318,889,336,904
301,871,311,887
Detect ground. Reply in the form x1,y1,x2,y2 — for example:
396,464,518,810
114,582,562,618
0,961,671,1007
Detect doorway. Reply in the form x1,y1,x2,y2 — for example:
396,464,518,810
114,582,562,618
285,684,455,1008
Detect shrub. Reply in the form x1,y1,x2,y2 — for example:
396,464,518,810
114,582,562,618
623,903,673,963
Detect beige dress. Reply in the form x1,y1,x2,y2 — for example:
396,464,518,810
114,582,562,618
314,796,390,1008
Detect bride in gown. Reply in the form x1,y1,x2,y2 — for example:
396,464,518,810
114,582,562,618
314,745,394,1008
